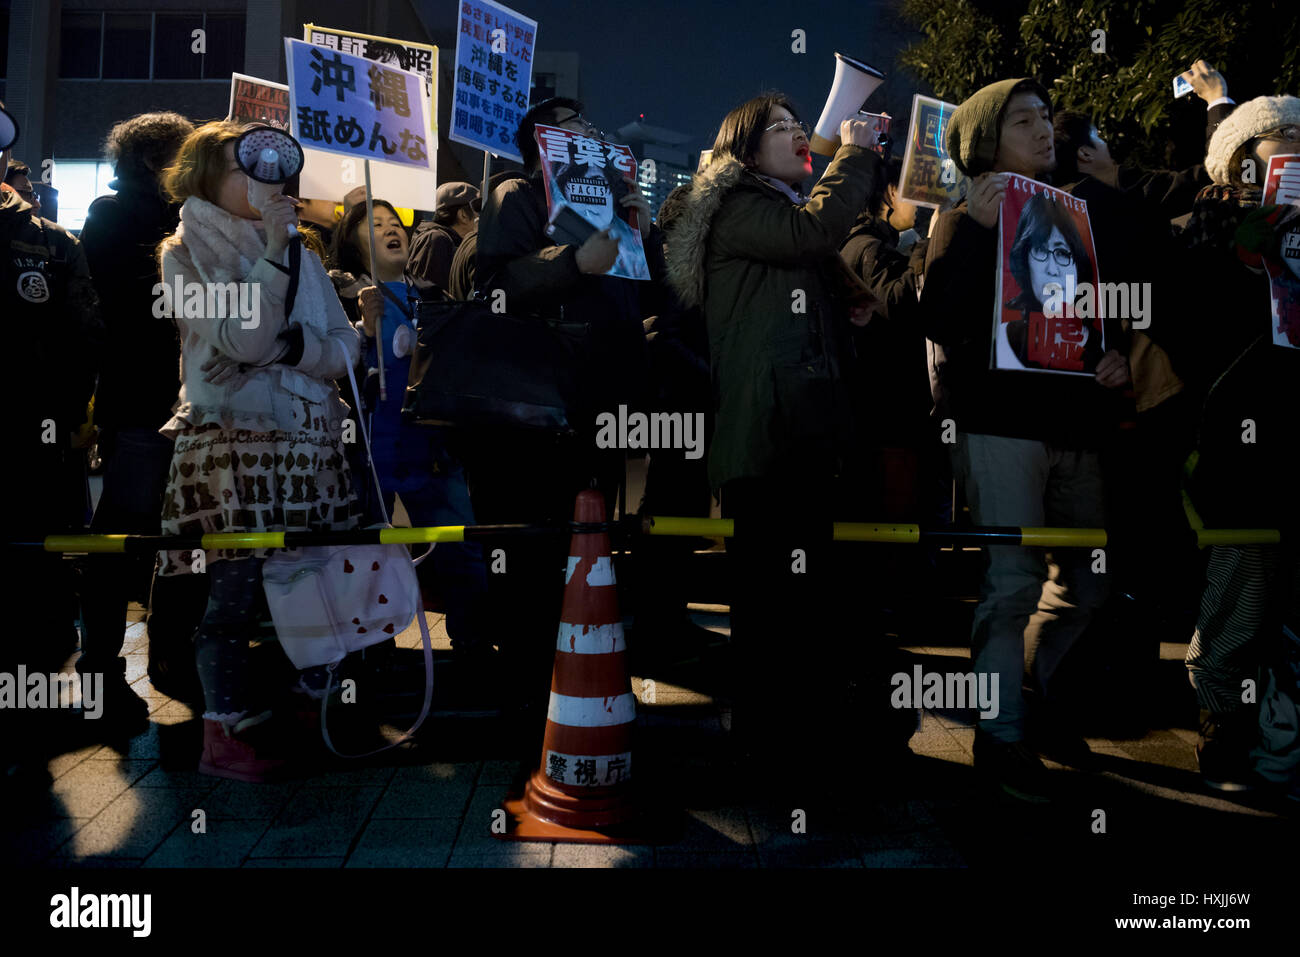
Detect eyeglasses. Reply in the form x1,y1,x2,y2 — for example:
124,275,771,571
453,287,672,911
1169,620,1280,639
764,118,810,138
553,111,605,140
1030,246,1074,267
1257,125,1300,143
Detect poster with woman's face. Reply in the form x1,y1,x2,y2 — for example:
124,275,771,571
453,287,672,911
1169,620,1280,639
993,175,1104,376
1261,154,1300,350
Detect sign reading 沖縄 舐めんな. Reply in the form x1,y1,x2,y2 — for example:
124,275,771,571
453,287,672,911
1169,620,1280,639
303,24,438,137
228,74,290,130
285,38,435,210
286,38,430,168
450,0,538,163
899,93,971,209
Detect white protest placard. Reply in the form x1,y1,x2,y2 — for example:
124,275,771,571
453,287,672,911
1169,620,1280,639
286,37,436,210
450,0,538,162
303,24,438,136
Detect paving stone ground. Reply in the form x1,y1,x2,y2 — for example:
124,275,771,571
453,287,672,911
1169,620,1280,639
4,599,1295,870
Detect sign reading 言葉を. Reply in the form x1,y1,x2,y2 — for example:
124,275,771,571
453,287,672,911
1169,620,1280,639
899,93,971,209
284,37,435,212
451,0,538,163
228,73,290,130
535,124,650,281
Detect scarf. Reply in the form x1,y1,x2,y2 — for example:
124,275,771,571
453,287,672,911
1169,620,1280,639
174,195,334,403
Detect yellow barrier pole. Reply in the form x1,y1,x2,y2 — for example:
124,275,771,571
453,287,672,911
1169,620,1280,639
30,520,1288,552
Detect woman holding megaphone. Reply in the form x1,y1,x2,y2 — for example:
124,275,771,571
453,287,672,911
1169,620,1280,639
667,95,913,780
154,120,360,782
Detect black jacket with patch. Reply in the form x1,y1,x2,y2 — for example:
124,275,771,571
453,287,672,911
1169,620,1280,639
3,185,103,451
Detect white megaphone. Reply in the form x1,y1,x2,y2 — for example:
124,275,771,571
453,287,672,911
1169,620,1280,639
0,104,19,151
234,125,305,239
809,53,886,157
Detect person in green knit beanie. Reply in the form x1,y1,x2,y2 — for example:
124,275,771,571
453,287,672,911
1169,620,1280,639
920,77,1134,803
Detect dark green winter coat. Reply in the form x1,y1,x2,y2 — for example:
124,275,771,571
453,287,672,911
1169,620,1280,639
665,146,880,488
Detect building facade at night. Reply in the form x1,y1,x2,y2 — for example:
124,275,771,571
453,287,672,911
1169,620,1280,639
1,0,581,229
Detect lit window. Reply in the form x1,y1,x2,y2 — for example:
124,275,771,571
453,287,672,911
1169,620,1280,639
51,161,118,233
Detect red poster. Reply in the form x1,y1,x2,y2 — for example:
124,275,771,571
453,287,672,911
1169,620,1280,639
993,175,1104,375
1261,153,1300,350
228,73,290,130
533,124,650,281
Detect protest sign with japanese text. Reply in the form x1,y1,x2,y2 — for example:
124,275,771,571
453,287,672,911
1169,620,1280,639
1261,153,1300,349
534,124,650,281
285,37,435,212
899,93,971,209
228,74,290,129
993,175,1104,376
304,24,438,136
451,0,538,161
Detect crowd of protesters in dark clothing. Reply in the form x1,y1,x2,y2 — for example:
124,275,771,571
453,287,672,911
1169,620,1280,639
1,53,1296,803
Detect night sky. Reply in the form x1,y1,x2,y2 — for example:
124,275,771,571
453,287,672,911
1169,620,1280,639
414,0,925,157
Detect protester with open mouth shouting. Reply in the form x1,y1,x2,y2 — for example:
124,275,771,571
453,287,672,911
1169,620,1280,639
327,199,491,669
666,93,913,783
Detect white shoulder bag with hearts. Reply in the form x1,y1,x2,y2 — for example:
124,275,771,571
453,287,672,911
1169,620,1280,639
261,338,434,756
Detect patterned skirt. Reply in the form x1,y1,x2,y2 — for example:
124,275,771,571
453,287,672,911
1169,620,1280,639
158,423,359,575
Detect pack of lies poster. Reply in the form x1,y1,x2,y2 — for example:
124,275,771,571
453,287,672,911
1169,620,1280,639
533,124,651,281
993,175,1104,375
1261,153,1300,350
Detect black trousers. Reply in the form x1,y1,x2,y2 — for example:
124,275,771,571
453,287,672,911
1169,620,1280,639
721,474,914,761
461,430,624,712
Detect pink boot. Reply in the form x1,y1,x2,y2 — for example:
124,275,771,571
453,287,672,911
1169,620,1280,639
198,713,287,783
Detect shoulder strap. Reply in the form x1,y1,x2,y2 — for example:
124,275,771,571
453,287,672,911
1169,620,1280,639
335,337,389,526
283,236,302,318
320,601,435,758
375,278,414,321
320,334,436,757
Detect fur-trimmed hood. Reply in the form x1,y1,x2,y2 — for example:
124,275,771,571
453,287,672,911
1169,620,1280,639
665,155,761,310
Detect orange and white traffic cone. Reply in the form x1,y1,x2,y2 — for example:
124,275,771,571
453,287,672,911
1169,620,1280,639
498,489,647,843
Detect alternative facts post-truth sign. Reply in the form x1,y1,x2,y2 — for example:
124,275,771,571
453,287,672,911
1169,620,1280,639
450,0,538,162
285,38,431,169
